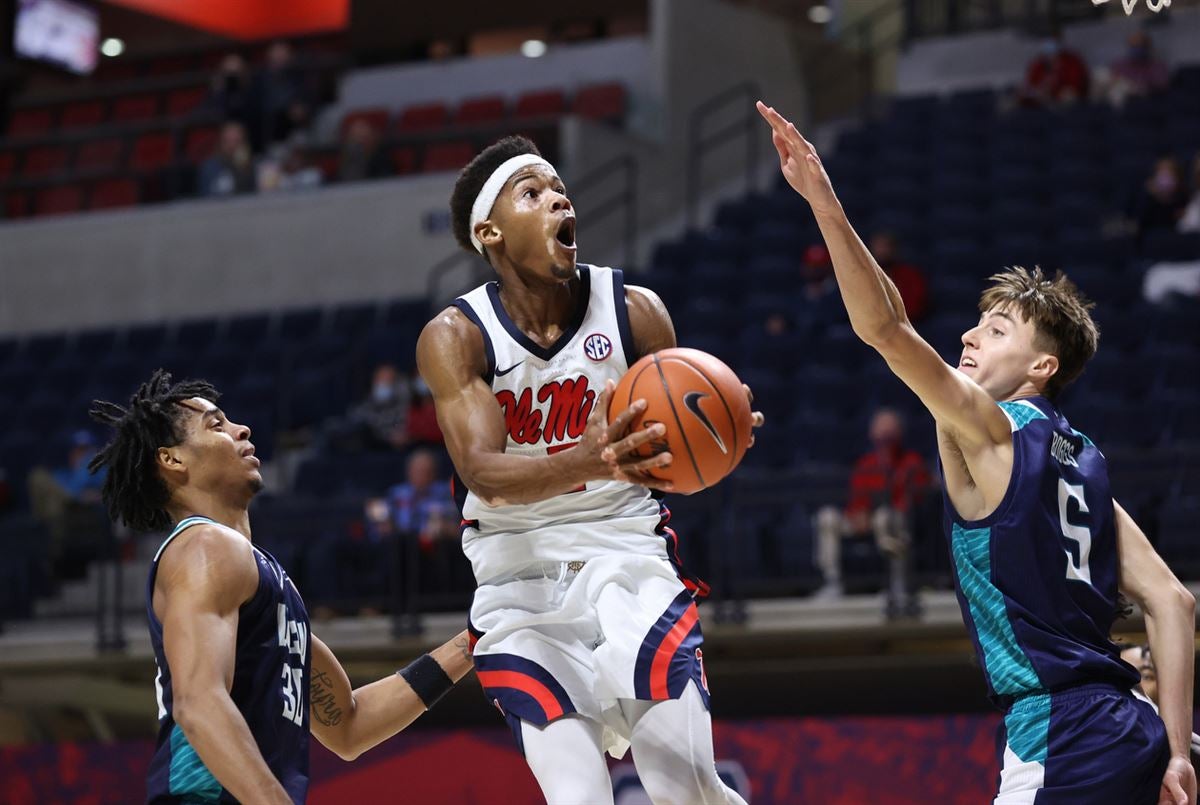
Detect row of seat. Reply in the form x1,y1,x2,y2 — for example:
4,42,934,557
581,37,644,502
5,85,210,140
337,82,627,137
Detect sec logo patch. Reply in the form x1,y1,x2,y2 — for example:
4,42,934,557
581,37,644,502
583,333,613,362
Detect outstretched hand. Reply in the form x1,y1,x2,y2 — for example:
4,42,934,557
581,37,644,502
756,101,840,216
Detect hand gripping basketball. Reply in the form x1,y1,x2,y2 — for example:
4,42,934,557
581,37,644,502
584,379,676,492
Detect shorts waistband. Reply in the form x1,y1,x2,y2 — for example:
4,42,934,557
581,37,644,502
1007,682,1131,714
504,560,589,583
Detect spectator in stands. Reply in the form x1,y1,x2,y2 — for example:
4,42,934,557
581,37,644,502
406,372,444,446
870,231,930,323
1178,153,1200,234
1100,29,1170,108
337,119,392,183
1133,157,1187,241
207,54,256,135
795,244,848,336
1120,643,1200,760
257,143,323,194
1018,32,1090,107
387,449,461,594
255,41,313,147
813,408,931,617
28,430,107,576
197,121,257,197
334,363,412,452
0,464,11,515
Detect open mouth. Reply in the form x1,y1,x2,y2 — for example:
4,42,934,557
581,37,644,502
555,216,576,249
960,357,977,368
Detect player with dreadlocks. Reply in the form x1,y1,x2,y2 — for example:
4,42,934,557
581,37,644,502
90,370,474,804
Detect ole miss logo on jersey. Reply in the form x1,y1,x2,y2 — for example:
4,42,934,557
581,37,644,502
495,376,596,445
583,333,613,362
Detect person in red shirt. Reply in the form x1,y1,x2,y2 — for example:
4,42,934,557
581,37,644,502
406,372,445,446
1020,32,1090,107
814,408,931,616
869,231,930,323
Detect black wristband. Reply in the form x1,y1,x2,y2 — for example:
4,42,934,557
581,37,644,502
397,654,454,709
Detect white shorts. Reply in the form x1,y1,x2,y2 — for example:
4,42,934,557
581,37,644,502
469,554,710,758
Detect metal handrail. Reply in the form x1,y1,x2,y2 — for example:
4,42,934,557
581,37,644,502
685,81,762,229
570,152,638,268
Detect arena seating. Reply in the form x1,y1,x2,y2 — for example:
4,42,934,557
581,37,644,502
2,65,1198,616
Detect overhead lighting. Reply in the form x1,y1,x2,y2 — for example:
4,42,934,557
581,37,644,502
808,4,833,24
521,39,547,58
100,38,125,57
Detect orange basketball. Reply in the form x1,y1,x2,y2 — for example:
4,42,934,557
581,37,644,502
609,347,753,494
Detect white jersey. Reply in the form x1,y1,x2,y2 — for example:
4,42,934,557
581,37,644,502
452,264,665,584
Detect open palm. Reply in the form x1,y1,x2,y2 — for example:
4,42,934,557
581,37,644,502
756,100,840,216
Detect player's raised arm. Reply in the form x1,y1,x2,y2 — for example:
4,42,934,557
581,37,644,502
416,307,674,506
1113,501,1197,805
308,630,473,761
157,526,292,805
756,101,1008,450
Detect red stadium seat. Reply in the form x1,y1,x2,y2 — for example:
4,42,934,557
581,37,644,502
573,82,627,121
455,95,506,126
130,132,175,171
111,94,160,123
309,149,340,182
89,178,139,210
0,150,14,183
391,146,417,175
165,86,209,118
183,126,219,163
422,141,474,173
74,138,125,173
22,145,69,178
514,89,567,119
4,191,29,218
7,108,54,138
147,55,196,76
340,107,391,137
59,100,107,130
34,185,84,217
397,102,450,133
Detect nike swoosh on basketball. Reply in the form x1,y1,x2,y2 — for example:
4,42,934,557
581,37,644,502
683,391,728,455
495,360,525,377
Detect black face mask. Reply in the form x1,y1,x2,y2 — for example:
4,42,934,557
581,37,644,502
223,74,242,94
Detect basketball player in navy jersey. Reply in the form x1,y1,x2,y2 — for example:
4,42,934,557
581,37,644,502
417,136,762,804
758,102,1196,804
89,370,473,804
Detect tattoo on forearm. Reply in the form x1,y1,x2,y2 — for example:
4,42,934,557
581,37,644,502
310,671,343,727
454,634,472,664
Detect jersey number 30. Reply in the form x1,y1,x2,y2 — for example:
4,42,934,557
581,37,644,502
1058,479,1093,586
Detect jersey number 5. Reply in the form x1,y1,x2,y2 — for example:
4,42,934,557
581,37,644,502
1058,479,1093,586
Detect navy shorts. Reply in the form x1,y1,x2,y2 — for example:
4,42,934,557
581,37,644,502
995,683,1169,804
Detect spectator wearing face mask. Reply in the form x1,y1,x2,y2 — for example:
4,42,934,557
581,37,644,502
406,372,444,447
326,363,412,453
1019,31,1090,107
1133,157,1188,243
813,408,932,617
1101,29,1170,108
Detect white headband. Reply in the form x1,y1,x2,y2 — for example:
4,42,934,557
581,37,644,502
469,154,555,253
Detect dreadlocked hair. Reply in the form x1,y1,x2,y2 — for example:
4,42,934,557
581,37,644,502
88,368,220,533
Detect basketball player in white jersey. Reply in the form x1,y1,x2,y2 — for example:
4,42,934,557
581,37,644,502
416,136,762,804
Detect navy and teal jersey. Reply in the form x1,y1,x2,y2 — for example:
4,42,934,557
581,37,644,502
145,516,311,804
942,396,1139,711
